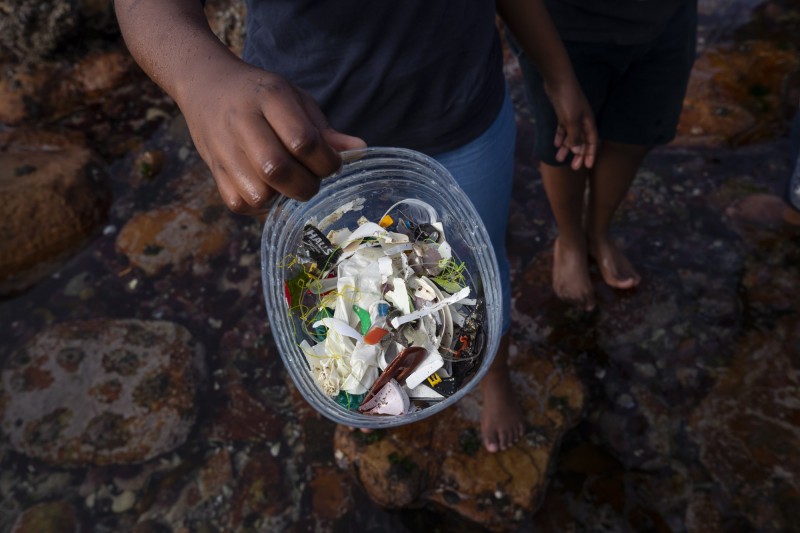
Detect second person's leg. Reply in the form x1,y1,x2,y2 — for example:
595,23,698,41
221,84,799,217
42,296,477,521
539,163,595,310
585,140,648,289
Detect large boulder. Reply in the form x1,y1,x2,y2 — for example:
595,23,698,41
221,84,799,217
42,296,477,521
204,0,248,58
676,40,800,147
0,130,110,295
689,316,800,531
115,160,238,277
0,319,203,466
0,49,135,126
0,0,117,61
334,349,584,531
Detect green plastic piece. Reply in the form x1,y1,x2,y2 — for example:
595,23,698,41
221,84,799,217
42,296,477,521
335,391,366,410
352,305,372,334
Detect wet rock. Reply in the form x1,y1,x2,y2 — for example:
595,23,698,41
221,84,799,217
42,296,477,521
0,319,202,466
310,465,354,521
0,129,110,295
684,492,724,533
0,1,117,61
10,500,80,533
676,40,800,147
688,316,800,530
0,1,80,60
226,451,296,531
334,348,584,531
204,0,247,58
740,228,800,315
204,374,284,443
0,49,135,126
138,447,233,527
115,162,238,277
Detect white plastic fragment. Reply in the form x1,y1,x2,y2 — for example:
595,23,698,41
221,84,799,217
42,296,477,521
340,222,389,247
385,277,412,315
410,277,436,301
405,383,445,401
312,317,363,341
316,197,365,231
404,349,445,389
359,379,411,415
381,199,439,225
390,286,471,328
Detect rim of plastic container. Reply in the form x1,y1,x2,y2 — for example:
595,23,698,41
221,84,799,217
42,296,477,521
261,147,501,428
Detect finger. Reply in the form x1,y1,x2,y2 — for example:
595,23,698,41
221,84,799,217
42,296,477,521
570,144,585,170
209,160,272,216
582,116,599,169
553,124,566,149
322,129,367,153
299,90,368,153
258,82,343,178
561,126,585,156
234,112,322,201
194,136,274,214
555,144,570,163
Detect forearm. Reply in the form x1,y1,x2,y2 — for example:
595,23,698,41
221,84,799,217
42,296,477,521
114,0,242,108
496,0,576,90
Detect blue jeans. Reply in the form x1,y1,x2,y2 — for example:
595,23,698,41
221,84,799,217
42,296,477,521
433,87,515,334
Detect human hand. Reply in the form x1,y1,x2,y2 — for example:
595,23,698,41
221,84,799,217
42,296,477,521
545,80,598,170
179,62,366,215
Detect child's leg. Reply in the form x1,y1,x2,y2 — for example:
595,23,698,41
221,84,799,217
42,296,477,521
540,162,596,310
585,140,649,289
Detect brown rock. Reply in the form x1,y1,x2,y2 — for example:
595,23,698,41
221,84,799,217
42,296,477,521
228,451,294,530
69,49,134,97
0,319,202,466
204,0,248,58
0,64,51,124
116,162,236,276
310,466,354,520
204,374,284,443
0,1,79,60
685,492,724,533
688,315,800,530
0,129,110,295
334,349,584,531
138,448,233,526
0,49,134,125
10,500,80,533
676,40,800,147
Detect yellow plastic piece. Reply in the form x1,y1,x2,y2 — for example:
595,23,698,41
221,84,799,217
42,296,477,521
379,214,394,228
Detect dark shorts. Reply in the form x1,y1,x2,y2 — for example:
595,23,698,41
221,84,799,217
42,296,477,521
510,1,697,166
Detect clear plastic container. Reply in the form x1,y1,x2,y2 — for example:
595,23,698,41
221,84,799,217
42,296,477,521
261,147,501,428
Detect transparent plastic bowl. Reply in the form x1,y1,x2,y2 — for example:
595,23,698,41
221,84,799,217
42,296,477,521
261,147,501,428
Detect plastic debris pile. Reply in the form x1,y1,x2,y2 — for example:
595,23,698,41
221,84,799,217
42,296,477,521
280,198,486,416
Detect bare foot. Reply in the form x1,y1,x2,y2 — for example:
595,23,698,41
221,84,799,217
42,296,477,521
480,338,525,453
553,237,596,311
588,234,640,290
725,193,800,228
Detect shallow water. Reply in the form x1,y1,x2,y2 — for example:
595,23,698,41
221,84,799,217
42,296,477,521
1,1,799,531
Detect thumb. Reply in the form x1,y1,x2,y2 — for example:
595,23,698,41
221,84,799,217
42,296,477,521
322,128,367,152
296,88,367,152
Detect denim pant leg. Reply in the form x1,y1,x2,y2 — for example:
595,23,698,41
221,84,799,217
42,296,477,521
433,87,516,334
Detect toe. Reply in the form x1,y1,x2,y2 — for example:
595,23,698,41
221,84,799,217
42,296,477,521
484,439,499,453
497,431,509,451
612,276,637,289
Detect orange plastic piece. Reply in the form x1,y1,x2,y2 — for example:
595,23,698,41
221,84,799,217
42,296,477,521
363,326,390,345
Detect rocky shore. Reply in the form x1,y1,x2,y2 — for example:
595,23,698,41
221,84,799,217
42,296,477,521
1,1,798,531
